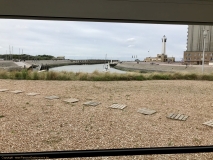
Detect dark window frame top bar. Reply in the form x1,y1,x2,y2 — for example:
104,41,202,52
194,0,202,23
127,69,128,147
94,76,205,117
1,15,213,25
1,0,213,25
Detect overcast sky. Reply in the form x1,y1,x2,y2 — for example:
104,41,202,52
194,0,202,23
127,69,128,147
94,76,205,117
0,19,187,61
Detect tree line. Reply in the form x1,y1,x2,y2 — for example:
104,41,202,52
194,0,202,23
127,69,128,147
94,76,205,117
0,54,54,60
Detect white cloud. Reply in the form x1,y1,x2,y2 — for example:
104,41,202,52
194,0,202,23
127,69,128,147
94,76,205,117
128,45,135,48
15,25,28,29
126,38,135,42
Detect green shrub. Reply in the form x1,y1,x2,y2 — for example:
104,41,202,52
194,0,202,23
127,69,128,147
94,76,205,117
46,71,58,80
200,74,213,81
171,73,184,80
150,74,169,80
78,73,88,80
21,70,28,79
183,73,198,80
0,71,9,79
15,72,23,80
33,72,39,80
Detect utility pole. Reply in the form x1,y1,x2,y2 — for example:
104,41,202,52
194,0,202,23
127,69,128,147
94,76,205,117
9,45,10,60
12,46,13,60
202,29,208,74
21,49,23,61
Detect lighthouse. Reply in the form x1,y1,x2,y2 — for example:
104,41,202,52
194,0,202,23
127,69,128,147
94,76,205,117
162,35,167,54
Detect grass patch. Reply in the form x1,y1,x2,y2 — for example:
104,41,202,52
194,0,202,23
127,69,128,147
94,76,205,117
1,69,213,81
150,74,171,80
0,70,9,79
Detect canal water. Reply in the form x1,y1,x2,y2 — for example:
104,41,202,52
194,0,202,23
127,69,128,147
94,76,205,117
50,64,126,73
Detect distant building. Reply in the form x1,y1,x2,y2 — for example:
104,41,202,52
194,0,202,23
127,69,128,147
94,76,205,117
144,35,175,62
53,56,65,60
144,54,175,62
184,25,213,65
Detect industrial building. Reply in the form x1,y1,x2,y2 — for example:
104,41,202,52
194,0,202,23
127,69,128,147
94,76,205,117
184,25,213,65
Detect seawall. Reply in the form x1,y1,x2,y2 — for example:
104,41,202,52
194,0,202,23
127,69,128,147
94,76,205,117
25,60,107,69
115,62,213,74
0,60,108,71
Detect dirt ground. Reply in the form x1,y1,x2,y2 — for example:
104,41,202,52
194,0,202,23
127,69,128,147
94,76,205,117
1,79,213,159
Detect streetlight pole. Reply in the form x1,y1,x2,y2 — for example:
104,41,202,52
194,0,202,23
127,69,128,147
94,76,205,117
202,29,208,74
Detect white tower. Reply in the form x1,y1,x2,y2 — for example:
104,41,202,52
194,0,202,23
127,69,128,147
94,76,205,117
162,35,167,54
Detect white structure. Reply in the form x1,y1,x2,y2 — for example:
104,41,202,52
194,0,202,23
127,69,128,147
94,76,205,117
103,54,110,72
162,35,167,54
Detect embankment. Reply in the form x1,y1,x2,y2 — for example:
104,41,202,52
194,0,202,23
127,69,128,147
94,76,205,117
25,60,106,68
0,60,107,71
114,62,213,74
0,61,22,71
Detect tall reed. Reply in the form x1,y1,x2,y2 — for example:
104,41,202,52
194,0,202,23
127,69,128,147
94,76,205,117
0,69,213,81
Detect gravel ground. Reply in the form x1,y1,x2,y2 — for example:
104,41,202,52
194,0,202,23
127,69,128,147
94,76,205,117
1,80,213,159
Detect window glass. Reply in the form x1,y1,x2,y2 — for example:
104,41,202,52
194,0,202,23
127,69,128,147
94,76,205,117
1,20,213,159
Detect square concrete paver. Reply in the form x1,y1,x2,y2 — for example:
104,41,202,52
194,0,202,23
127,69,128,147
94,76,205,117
203,120,213,128
27,93,40,96
10,90,23,94
109,104,127,110
63,98,79,103
45,96,60,100
83,101,101,106
137,108,156,115
167,113,189,121
0,89,9,92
